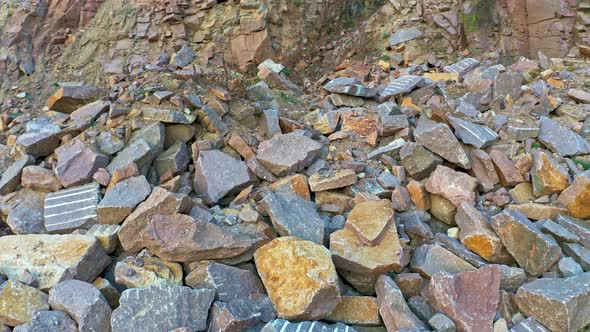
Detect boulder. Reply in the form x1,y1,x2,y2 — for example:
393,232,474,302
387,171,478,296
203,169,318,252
256,133,322,176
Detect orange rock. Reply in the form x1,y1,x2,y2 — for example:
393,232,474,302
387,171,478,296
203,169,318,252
407,180,430,210
230,29,273,72
325,296,382,326
268,174,310,200
557,171,590,218
531,151,568,197
315,191,353,211
423,72,459,82
506,203,568,220
341,114,379,147
254,237,340,320
345,200,394,244
227,133,255,159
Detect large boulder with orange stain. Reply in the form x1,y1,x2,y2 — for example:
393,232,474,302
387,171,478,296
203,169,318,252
557,170,590,219
254,237,340,320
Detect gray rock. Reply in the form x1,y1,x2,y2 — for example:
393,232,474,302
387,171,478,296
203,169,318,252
434,233,488,268
44,182,101,233
15,132,60,158
12,311,77,332
107,139,155,175
262,190,324,244
443,58,480,76
494,71,522,100
556,213,590,249
97,132,125,155
194,150,255,204
0,155,35,195
510,318,550,332
407,296,434,322
535,219,580,243
414,116,471,169
377,171,400,189
538,116,590,156
86,224,120,254
496,264,527,292
49,280,112,332
55,139,110,188
448,116,498,149
196,105,229,135
400,141,443,180
68,100,110,130
561,243,590,271
366,138,406,159
410,244,476,278
7,189,46,234
381,75,424,98
429,313,456,332
97,176,151,224
142,108,196,124
0,144,12,174
558,257,584,277
170,45,194,67
153,143,189,180
323,77,378,98
389,27,422,46
375,275,428,331
256,133,322,177
262,109,282,138
260,319,357,332
515,272,590,332
111,285,215,332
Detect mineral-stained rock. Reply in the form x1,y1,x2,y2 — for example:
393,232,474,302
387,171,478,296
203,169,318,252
428,266,501,332
93,278,120,308
0,234,110,290
408,179,431,210
98,175,151,224
118,187,193,252
47,85,101,113
556,171,590,219
142,213,258,262
489,150,524,187
434,234,488,268
262,190,324,243
375,275,427,331
115,254,183,288
414,116,471,169
506,203,567,221
21,166,61,192
153,143,189,181
194,150,255,204
325,296,381,326
111,285,215,332
345,200,393,245
538,116,590,156
515,273,590,332
425,166,478,207
49,280,111,332
55,139,110,188
12,311,77,332
254,237,340,320
87,224,119,253
455,203,512,264
490,209,561,276
0,155,35,195
44,182,101,233
400,142,443,180
448,116,498,149
410,244,476,278
308,169,357,192
531,150,568,197
0,280,49,326
331,221,405,275
430,194,457,225
107,139,156,176
260,319,357,332
256,133,322,176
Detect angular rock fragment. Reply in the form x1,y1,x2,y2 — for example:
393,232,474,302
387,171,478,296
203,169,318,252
107,139,157,176
410,244,475,278
257,134,322,177
561,243,590,271
538,116,590,156
263,109,282,138
414,116,471,169
55,139,110,188
429,313,456,332
194,150,255,204
0,155,36,195
490,209,561,276
153,143,189,181
536,219,580,243
510,318,550,332
428,266,501,332
345,200,393,245
115,254,183,288
87,224,120,253
111,285,215,332
425,166,478,207
21,166,61,192
12,311,77,332
262,190,324,244
308,169,357,192
142,107,196,124
444,58,480,76
381,75,424,98
246,157,278,182
489,150,524,186
15,132,60,158
557,171,590,218
506,203,566,221
515,273,590,332
47,85,101,113
389,27,422,46
49,280,112,332
448,116,498,149
531,150,568,196
98,175,151,224
44,182,101,233
493,71,522,100
558,257,583,277
170,45,194,67
323,77,378,98
0,234,110,290
260,319,356,332
254,237,340,320
400,142,443,180
0,280,49,327
366,138,406,159
375,275,427,331
68,100,110,130
7,189,46,234
325,296,381,326
555,213,590,249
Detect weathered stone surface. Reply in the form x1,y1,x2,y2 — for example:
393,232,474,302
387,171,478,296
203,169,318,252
142,213,258,262
325,296,381,326
262,190,324,244
414,116,471,169
410,244,475,278
494,71,522,100
153,143,189,181
557,171,590,219
0,280,49,327
428,266,501,332
21,166,61,192
536,219,580,243
142,108,196,124
98,132,125,155
389,27,422,46
118,187,193,252
260,319,356,332
558,257,583,277
0,234,110,290
323,77,377,98
510,318,550,332
455,203,512,264
98,175,151,224
429,313,456,332
538,116,590,156
68,100,110,130
49,280,111,332
490,209,561,276
308,169,357,192
489,150,524,187
562,243,590,271
345,200,393,245
470,149,499,192
381,75,424,98
111,285,215,332
256,133,322,177
87,224,120,253
170,45,194,67
254,237,340,320
194,150,255,204
448,116,498,149
47,86,101,113
115,254,183,288
400,142,443,180
375,275,427,331
44,182,101,233
555,213,590,249
425,166,478,207
6,189,46,234
0,155,35,195
55,139,110,188
515,273,590,332
15,132,60,159
444,58,480,76
430,194,457,225
531,150,568,197
506,203,567,221
366,138,406,159
12,311,77,332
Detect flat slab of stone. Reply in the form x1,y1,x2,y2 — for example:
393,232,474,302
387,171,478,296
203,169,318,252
389,27,422,46
12,311,77,332
410,244,476,278
256,133,323,177
443,58,480,76
538,116,590,156
448,116,498,149
376,275,427,331
44,182,101,233
111,285,215,332
47,86,102,113
414,116,471,169
142,108,196,124
97,176,151,224
0,155,35,195
381,75,424,98
0,234,110,290
261,319,357,332
0,280,49,327
308,169,357,192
